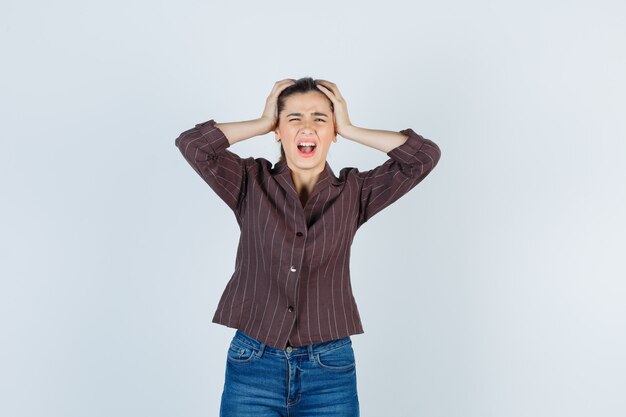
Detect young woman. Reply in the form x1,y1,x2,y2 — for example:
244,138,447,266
175,77,441,416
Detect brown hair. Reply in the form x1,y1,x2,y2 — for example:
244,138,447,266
276,77,334,163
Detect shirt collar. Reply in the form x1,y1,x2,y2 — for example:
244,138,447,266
273,159,342,187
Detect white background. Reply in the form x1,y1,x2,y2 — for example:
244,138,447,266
1,1,625,416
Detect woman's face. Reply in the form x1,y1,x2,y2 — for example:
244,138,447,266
275,91,336,173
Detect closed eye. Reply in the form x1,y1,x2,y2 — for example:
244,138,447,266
289,118,326,122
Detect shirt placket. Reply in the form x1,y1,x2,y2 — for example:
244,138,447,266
281,200,310,345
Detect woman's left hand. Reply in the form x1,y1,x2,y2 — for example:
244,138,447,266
315,79,352,137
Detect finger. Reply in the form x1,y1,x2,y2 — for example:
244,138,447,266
277,81,294,92
316,84,332,94
277,82,295,96
270,79,295,96
315,84,336,101
275,79,294,89
317,84,341,103
315,80,338,91
316,80,342,99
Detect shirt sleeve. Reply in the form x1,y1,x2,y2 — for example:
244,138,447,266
174,118,247,214
356,128,441,228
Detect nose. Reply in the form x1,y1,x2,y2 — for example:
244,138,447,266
300,122,315,134
300,128,314,137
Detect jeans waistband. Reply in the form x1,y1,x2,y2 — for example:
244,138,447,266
233,329,352,358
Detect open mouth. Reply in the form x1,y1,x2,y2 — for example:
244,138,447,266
297,141,317,157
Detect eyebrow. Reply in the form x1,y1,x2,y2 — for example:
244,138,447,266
285,112,329,118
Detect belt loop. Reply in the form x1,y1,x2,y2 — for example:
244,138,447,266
307,343,315,362
257,342,266,358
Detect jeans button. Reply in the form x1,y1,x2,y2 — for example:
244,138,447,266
286,346,293,353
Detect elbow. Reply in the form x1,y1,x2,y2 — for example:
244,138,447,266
174,131,188,149
423,139,441,168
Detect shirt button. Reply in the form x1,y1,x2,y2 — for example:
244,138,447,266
296,232,303,237
288,306,294,312
290,266,296,272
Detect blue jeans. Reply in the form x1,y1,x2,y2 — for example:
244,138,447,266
220,329,360,416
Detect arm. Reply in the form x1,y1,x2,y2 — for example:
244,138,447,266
339,124,409,153
313,80,441,226
354,127,441,227
213,77,294,145
214,117,274,145
174,117,271,213
174,80,295,213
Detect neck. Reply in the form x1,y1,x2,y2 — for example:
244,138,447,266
287,162,325,197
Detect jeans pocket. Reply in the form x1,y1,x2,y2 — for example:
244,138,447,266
314,342,356,371
226,339,258,364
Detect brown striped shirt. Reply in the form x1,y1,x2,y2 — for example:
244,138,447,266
175,118,441,350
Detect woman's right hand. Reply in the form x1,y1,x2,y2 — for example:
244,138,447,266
261,79,296,132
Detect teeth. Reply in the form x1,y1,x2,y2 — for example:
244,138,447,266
298,142,316,147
